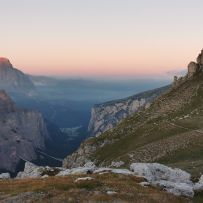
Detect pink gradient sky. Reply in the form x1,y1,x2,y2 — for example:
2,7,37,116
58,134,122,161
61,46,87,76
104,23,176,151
1,0,203,77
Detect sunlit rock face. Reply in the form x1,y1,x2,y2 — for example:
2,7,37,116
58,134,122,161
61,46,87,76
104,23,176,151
0,57,12,67
0,57,35,94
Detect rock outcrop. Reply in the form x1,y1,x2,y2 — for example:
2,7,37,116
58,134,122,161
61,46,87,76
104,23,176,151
0,173,10,180
194,175,203,192
0,57,35,95
187,49,203,77
88,86,170,137
130,163,194,198
187,62,199,78
130,163,192,184
173,49,203,86
10,161,203,198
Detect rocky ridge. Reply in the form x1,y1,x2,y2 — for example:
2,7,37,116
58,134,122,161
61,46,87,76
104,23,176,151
0,57,35,95
88,85,170,137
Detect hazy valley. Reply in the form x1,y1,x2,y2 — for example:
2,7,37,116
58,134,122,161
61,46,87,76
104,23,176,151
1,50,203,202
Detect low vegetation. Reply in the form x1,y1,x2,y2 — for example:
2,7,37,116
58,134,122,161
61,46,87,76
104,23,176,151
0,173,190,203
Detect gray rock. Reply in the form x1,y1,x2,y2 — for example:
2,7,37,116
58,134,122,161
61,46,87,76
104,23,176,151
130,163,192,184
130,163,194,198
69,167,94,175
74,177,94,182
188,61,199,78
194,175,203,192
153,180,194,198
0,173,10,180
83,161,96,169
17,162,43,179
57,164,95,177
93,167,133,176
110,161,125,168
139,182,150,187
93,167,113,174
111,169,133,176
106,191,117,195
42,175,49,179
56,169,71,177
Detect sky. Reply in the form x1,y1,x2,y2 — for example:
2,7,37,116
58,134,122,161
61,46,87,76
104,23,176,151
1,0,203,78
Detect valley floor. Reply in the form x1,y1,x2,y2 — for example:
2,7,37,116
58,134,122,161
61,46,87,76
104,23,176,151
0,173,192,203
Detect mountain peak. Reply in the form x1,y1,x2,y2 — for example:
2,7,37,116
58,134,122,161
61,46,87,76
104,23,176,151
0,57,10,62
0,57,12,68
0,58,36,94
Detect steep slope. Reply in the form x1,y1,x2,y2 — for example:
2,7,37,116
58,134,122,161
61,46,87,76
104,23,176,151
64,49,203,177
0,90,68,175
88,85,170,137
0,57,35,95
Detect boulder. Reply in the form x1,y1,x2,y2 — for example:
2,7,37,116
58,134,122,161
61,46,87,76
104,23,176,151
107,191,117,195
130,163,194,198
188,62,199,78
139,182,150,187
130,163,192,184
69,167,94,175
56,169,71,177
83,161,96,169
194,175,203,192
74,177,94,182
153,180,194,198
16,162,43,179
111,169,133,176
110,161,125,168
0,173,10,180
93,168,113,174
57,164,95,177
94,167,133,175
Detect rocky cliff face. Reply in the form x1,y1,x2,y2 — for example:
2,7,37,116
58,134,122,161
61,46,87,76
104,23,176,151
0,57,35,95
0,90,54,174
88,86,170,137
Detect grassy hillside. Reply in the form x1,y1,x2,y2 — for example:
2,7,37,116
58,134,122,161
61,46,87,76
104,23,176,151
78,73,203,177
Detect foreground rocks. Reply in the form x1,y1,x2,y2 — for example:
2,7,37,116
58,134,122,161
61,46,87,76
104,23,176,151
130,163,194,198
2,162,203,198
0,173,10,180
